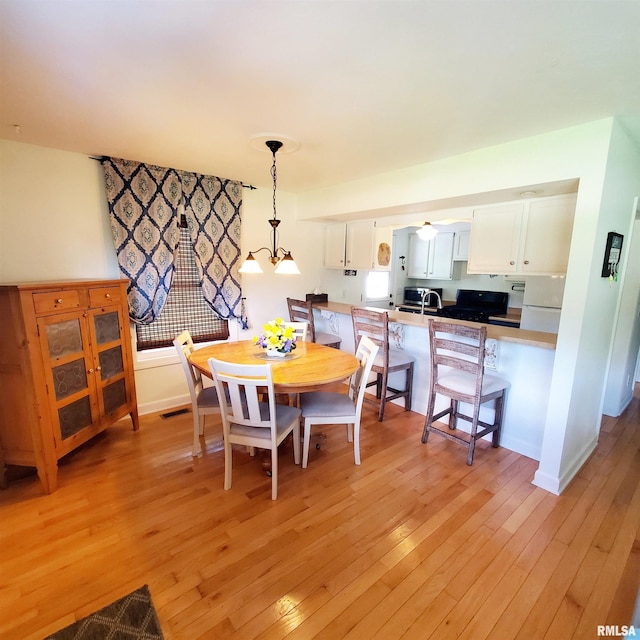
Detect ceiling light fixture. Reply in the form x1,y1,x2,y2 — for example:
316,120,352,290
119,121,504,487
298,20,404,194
239,140,300,275
416,221,438,241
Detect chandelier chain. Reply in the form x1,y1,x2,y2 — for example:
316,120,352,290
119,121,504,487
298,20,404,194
271,151,277,220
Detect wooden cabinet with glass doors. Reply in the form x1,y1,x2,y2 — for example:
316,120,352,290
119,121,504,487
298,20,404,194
0,279,138,493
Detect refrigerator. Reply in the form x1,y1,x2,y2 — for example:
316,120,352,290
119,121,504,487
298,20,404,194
520,276,565,333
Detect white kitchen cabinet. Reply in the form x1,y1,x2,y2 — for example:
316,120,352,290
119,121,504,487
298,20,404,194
407,232,429,278
324,223,348,268
407,231,455,279
324,220,392,271
453,230,470,261
467,194,576,275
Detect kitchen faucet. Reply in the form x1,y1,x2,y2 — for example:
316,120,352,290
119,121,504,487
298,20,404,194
421,288,443,315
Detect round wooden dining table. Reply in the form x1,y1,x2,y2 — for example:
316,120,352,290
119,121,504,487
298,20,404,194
189,340,358,392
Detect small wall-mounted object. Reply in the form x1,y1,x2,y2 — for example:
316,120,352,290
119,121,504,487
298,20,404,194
601,232,624,280
344,269,358,276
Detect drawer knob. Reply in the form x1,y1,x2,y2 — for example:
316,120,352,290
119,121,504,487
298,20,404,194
56,298,63,304
523,260,530,265
88,368,94,374
105,293,111,299
509,261,515,266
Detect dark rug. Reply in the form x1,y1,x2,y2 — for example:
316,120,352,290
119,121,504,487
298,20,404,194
45,584,164,640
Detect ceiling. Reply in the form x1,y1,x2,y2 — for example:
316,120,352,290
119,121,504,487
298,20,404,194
1,0,639,194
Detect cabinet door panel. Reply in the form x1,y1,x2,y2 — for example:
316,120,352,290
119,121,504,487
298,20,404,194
93,310,121,344
521,195,576,274
98,346,124,380
58,396,93,439
428,232,455,279
45,318,84,358
346,220,375,269
51,359,89,401
468,204,523,273
408,233,429,278
324,223,347,268
103,379,128,416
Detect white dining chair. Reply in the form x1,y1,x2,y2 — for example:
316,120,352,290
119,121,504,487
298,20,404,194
284,320,308,342
299,336,379,468
173,331,224,457
208,357,301,500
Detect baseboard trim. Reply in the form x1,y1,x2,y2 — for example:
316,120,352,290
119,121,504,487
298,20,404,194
138,394,190,417
533,433,599,495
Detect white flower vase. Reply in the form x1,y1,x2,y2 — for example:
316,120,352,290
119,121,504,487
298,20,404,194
266,348,286,358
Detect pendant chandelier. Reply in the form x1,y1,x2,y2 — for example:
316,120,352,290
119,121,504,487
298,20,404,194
238,140,300,275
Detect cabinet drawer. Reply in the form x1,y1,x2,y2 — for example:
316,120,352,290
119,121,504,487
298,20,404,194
33,290,81,314
89,286,122,307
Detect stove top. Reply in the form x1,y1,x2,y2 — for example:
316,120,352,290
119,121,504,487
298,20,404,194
438,289,508,322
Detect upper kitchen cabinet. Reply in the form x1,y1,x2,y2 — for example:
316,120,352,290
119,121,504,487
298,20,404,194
467,194,577,276
453,229,470,261
408,231,456,279
324,220,392,270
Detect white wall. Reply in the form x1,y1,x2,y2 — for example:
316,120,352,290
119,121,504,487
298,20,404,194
0,140,120,280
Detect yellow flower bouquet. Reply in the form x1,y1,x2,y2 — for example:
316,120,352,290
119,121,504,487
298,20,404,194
253,318,297,356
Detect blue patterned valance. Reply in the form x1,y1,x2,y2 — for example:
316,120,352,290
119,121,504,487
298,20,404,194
102,157,242,324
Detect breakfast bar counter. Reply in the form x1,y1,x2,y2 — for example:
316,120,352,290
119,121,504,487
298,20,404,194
310,299,560,463
313,301,557,349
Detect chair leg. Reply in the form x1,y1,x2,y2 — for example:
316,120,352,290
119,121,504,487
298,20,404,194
421,389,437,443
492,392,506,447
449,399,458,429
404,362,414,411
292,421,301,465
192,412,203,457
271,447,278,500
353,421,361,465
223,440,233,490
302,420,312,468
378,370,389,421
467,402,483,466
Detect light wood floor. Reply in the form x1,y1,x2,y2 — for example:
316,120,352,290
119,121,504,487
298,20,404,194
1,389,639,640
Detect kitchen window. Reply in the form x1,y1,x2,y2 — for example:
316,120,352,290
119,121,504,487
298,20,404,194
134,223,229,352
365,271,390,301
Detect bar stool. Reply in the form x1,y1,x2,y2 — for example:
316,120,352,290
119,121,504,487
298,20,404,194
422,320,510,465
351,307,415,421
287,297,341,349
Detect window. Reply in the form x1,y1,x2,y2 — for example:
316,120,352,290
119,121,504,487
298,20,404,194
135,223,229,351
365,271,390,302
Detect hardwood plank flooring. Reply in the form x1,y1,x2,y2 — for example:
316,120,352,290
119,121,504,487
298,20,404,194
1,388,638,639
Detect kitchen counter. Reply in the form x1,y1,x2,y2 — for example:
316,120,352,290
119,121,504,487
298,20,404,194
310,299,558,462
313,301,556,349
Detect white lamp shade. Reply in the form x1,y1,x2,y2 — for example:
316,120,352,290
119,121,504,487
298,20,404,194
416,222,438,241
274,253,301,275
238,254,263,274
